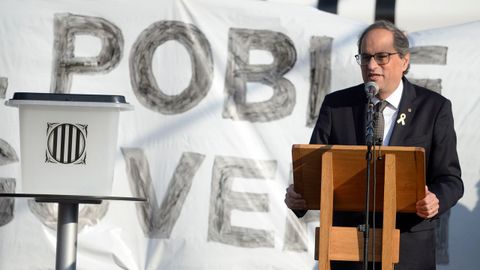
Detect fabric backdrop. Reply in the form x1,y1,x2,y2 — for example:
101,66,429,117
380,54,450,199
0,0,479,269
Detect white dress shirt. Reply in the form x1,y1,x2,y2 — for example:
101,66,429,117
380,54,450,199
372,80,403,145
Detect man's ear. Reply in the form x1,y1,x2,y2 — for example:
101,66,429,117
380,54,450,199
402,53,410,72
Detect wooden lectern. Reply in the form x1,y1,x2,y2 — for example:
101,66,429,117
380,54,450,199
292,144,426,270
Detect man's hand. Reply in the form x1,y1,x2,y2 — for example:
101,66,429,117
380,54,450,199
284,184,307,209
416,186,439,219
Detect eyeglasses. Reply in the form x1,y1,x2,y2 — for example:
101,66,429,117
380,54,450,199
355,52,399,65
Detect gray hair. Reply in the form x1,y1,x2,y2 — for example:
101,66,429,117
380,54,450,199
357,20,410,74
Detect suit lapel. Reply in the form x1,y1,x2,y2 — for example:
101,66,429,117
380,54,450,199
389,78,417,146
354,101,367,145
352,85,367,145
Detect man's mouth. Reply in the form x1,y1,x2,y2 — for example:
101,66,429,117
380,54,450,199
368,73,382,80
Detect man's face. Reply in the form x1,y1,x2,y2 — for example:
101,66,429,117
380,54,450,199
360,28,410,98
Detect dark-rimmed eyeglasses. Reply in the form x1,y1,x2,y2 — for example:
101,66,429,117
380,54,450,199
355,52,399,65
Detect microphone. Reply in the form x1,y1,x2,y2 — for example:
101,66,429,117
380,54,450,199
364,81,379,99
364,81,378,147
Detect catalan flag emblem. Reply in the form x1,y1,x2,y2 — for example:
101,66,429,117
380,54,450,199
46,123,87,164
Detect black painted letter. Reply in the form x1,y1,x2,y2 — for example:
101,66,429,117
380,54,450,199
51,13,123,93
223,28,297,122
409,45,448,94
208,156,276,247
306,36,332,127
121,148,205,238
130,21,213,114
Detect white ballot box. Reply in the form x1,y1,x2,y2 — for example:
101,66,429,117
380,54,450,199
6,92,133,196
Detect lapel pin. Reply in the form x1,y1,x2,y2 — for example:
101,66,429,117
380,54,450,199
397,113,406,126
408,108,412,112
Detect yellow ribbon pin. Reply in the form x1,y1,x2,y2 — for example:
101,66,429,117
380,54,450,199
397,113,406,126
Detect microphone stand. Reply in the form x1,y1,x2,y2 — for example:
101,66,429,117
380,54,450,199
361,93,376,270
371,138,381,270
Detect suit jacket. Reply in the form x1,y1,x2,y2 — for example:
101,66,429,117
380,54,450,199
306,77,463,268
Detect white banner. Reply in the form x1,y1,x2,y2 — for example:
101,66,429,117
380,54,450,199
0,0,479,269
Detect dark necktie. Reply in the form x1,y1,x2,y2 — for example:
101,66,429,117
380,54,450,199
374,100,388,145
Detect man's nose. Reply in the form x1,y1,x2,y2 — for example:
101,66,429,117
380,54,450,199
366,56,379,69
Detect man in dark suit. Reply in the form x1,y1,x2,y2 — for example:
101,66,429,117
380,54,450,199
285,20,463,269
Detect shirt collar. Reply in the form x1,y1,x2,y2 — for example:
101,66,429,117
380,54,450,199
372,80,403,110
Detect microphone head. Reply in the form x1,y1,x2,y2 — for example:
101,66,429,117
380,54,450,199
364,81,379,97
